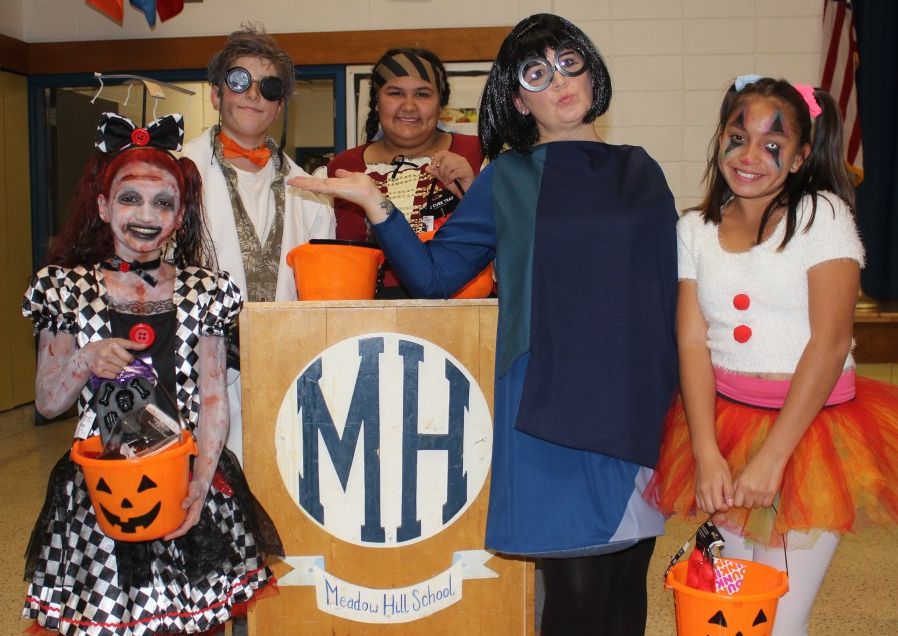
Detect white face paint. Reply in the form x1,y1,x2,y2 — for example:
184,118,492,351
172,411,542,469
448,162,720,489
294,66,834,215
97,161,183,262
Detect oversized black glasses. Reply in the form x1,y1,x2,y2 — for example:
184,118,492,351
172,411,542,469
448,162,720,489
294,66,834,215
225,66,286,101
517,49,587,92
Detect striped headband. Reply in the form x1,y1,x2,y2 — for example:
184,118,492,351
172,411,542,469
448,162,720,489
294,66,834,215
372,51,446,96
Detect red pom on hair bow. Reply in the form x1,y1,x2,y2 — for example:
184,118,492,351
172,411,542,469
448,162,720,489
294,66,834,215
130,128,151,146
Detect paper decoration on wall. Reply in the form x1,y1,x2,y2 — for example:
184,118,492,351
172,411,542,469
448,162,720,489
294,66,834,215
86,0,187,26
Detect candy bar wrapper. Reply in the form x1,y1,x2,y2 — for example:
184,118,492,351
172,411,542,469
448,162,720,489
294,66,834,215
695,518,724,554
714,557,747,595
101,402,182,459
665,518,726,579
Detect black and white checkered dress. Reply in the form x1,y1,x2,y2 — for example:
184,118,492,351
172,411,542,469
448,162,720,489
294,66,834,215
21,264,281,635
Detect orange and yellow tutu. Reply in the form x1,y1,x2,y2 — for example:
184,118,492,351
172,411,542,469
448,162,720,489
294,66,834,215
647,376,898,546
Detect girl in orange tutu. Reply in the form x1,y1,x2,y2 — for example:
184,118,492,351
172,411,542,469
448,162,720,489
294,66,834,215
647,75,898,635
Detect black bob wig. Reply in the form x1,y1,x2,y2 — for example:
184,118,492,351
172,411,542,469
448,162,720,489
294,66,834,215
478,13,612,159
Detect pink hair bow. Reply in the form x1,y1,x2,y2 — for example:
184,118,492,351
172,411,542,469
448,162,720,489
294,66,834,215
793,84,822,119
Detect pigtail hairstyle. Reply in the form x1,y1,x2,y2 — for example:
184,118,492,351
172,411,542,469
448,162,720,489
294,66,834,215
364,48,451,144
47,152,115,268
694,77,854,249
478,13,612,160
803,88,856,209
172,156,216,270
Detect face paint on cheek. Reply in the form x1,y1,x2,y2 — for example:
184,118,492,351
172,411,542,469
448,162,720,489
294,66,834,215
724,138,741,156
768,145,782,170
722,107,746,156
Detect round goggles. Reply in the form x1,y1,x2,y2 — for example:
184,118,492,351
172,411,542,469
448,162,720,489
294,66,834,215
225,66,286,102
517,49,587,92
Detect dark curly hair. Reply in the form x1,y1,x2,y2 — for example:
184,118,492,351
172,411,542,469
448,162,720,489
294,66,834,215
694,77,855,249
478,13,612,159
363,48,451,143
47,147,213,270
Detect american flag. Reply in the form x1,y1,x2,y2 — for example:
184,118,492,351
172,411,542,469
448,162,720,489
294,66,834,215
820,0,863,184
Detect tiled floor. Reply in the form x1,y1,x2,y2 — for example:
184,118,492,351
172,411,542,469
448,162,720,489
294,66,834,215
3,403,897,635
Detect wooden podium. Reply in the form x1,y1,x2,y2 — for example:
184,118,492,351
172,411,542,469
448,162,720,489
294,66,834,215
240,299,532,634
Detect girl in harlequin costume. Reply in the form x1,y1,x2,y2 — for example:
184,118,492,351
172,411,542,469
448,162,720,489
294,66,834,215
22,113,282,635
647,76,898,635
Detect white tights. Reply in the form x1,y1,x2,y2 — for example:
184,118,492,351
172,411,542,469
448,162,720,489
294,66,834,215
718,526,840,636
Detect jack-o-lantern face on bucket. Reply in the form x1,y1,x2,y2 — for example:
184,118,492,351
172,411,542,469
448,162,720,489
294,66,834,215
94,473,162,534
706,608,770,636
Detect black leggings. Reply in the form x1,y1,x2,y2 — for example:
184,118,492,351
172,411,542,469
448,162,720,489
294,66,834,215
540,537,656,636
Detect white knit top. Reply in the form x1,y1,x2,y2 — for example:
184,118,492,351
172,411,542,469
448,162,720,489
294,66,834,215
678,192,865,374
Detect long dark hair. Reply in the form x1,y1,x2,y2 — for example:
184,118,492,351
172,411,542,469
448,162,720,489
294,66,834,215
47,147,213,270
364,48,451,143
478,13,612,160
694,77,855,248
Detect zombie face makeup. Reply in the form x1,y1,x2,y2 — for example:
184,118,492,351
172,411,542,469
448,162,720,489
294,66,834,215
718,95,807,204
97,161,183,263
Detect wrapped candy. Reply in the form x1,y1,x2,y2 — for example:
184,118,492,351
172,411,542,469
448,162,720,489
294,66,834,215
91,357,183,459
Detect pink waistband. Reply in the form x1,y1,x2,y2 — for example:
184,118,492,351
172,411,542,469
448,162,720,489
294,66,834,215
714,369,856,409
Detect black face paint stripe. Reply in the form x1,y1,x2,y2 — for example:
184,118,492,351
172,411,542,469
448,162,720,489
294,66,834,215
733,108,745,130
770,111,785,134
724,138,740,155
769,144,781,169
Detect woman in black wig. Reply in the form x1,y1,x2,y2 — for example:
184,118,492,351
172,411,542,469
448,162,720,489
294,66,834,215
292,14,678,634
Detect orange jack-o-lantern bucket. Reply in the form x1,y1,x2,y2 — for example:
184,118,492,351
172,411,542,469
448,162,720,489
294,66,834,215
71,430,198,542
287,239,385,300
417,230,494,299
665,558,789,635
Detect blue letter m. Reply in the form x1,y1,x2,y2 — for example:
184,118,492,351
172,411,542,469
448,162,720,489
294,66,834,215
297,337,385,542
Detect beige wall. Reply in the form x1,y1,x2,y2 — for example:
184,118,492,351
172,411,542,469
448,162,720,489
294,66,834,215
3,0,824,209
0,70,34,410
0,1,826,411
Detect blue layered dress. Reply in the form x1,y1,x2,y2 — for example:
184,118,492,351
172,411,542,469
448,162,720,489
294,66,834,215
374,141,678,556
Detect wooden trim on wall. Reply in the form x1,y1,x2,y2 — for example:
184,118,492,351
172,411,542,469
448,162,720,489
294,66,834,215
0,33,29,75
21,27,510,75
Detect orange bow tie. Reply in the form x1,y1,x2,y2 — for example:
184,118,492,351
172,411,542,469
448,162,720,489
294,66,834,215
218,131,271,167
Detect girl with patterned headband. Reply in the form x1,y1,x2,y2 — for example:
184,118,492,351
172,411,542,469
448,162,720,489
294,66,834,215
328,47,486,297
647,76,898,634
21,113,282,635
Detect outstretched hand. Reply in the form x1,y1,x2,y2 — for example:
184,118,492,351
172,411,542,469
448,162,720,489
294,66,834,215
289,169,388,221
425,150,475,198
83,338,148,379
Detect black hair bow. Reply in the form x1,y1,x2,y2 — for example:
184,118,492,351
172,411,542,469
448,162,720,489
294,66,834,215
95,112,185,153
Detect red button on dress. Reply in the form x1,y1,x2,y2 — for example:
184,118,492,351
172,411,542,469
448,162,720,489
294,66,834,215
733,293,750,310
733,325,752,343
129,323,156,347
